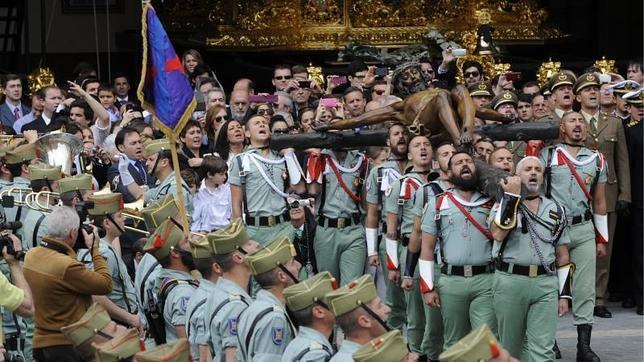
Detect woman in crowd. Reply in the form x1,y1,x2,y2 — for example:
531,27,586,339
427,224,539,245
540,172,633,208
178,120,208,179
213,119,246,168
298,107,316,133
204,104,229,149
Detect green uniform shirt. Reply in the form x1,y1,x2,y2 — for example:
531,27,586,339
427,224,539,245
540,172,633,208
421,190,493,266
492,197,571,266
1,177,30,241
318,150,365,218
135,253,161,314
229,147,288,217
155,268,198,342
281,326,334,362
145,171,193,216
206,277,252,362
236,289,296,361
22,209,47,251
384,172,424,236
539,145,607,217
186,278,217,360
328,339,361,362
77,239,138,314
365,160,404,223
411,180,451,217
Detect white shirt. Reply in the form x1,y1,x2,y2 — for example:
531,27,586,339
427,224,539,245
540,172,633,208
41,113,51,126
191,180,232,232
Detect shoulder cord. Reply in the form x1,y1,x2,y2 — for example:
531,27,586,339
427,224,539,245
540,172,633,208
520,203,568,274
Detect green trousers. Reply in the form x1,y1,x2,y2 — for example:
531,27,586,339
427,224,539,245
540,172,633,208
247,221,294,246
569,221,596,325
406,263,444,359
437,273,496,348
378,240,406,330
493,270,558,361
314,224,366,286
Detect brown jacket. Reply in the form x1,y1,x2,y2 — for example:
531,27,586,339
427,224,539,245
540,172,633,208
584,112,631,212
23,237,112,348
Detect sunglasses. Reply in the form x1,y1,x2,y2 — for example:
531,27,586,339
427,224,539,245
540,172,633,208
273,129,289,134
374,89,386,95
464,71,480,78
599,89,613,95
422,70,435,75
215,115,230,122
257,108,274,116
274,75,292,80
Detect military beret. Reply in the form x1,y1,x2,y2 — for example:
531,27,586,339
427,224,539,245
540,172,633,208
353,330,409,362
623,87,643,105
190,234,215,259
550,72,575,91
573,73,600,94
134,338,190,362
467,82,493,98
88,192,123,216
207,218,250,255
93,328,143,362
61,303,112,347
284,271,337,311
612,80,641,95
142,194,179,232
144,139,171,158
246,235,296,276
5,143,38,165
490,91,518,110
143,218,184,260
28,163,62,182
325,275,378,317
57,174,93,194
439,324,500,362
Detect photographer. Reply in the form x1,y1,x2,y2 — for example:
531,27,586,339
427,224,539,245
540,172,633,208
0,232,34,362
23,206,112,362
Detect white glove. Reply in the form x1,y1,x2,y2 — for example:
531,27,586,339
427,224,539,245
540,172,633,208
118,153,135,186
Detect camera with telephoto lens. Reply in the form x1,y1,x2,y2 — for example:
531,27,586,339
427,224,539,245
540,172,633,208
72,201,105,250
0,221,24,260
288,198,312,209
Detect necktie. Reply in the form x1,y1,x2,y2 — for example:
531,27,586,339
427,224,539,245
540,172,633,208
590,117,597,135
13,107,20,121
135,161,147,183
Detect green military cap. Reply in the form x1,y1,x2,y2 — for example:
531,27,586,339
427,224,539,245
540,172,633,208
57,174,93,194
353,330,409,362
326,274,378,317
550,72,575,91
490,91,518,110
28,163,62,181
611,80,640,95
468,82,493,98
439,324,500,362
623,87,643,105
61,303,112,347
88,192,123,216
284,271,337,311
190,234,215,259
93,328,143,362
144,139,171,158
207,218,250,255
5,143,38,165
143,218,184,260
246,235,296,276
142,194,179,231
134,338,190,362
573,72,600,94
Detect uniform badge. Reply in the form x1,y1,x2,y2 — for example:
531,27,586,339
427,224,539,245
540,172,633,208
585,175,593,185
365,179,371,191
271,327,284,345
178,296,190,313
385,185,392,197
549,210,560,221
227,318,238,335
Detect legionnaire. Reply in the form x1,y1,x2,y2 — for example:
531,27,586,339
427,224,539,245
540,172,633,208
308,139,370,285
383,134,432,356
229,115,305,245
236,236,301,361
468,82,494,108
134,338,191,362
21,164,62,251
185,234,219,361
539,111,609,362
536,72,576,124
489,157,571,361
420,152,497,349
143,219,199,344
1,142,39,242
573,73,632,319
439,324,518,362
490,91,523,157
405,141,456,361
205,219,260,361
352,330,418,362
119,138,193,216
92,328,144,362
326,275,391,362
609,80,640,123
78,193,141,330
281,271,337,362
488,147,514,174
364,123,409,332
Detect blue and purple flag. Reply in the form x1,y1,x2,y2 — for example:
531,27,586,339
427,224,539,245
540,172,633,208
137,4,195,137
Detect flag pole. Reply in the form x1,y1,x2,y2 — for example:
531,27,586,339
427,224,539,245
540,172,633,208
167,133,190,238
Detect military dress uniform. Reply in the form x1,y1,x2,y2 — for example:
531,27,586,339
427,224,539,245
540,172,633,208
229,146,295,245
539,144,608,326
312,149,368,285
491,196,570,361
1,143,38,243
236,237,298,361
421,189,496,348
21,164,63,252
364,158,407,331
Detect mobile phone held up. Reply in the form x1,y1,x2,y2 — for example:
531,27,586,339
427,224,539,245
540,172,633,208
328,76,347,86
505,72,522,82
319,97,339,108
249,94,279,103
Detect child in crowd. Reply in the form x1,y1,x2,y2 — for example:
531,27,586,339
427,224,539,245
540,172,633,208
190,155,231,232
98,85,121,122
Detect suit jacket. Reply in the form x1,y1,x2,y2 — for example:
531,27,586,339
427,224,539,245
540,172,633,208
107,162,156,203
625,119,642,208
20,115,64,133
0,102,31,128
584,112,631,212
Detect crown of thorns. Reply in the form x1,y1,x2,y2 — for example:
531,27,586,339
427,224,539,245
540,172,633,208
392,61,421,83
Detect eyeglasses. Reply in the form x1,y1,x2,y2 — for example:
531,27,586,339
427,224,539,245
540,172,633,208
273,129,289,134
599,89,613,95
274,75,292,80
257,108,274,116
464,71,480,78
215,115,230,122
374,89,386,95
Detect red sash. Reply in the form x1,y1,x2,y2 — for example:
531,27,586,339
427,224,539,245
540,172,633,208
557,150,593,201
443,193,493,240
326,155,366,202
